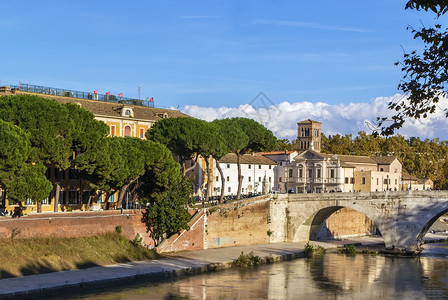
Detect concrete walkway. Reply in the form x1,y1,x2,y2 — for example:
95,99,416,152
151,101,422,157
0,236,400,299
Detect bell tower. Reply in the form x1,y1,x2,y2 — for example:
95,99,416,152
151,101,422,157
297,119,322,152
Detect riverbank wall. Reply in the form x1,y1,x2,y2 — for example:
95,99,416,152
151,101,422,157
0,195,375,253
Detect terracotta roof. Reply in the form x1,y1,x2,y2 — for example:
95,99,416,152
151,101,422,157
328,154,377,165
402,172,418,181
256,150,296,155
371,156,398,164
297,119,321,124
4,90,189,121
219,153,277,165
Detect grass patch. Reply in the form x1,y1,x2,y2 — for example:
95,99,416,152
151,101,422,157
0,232,160,278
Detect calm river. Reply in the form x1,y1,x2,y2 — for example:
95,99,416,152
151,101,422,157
59,243,448,299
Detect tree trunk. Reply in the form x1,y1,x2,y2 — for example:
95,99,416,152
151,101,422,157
53,182,60,212
104,191,111,209
216,160,225,203
86,189,95,211
182,154,199,176
37,201,42,213
117,181,133,209
204,157,210,203
236,153,243,200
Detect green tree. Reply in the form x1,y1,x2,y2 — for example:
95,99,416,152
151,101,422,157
137,143,194,246
147,117,205,176
0,117,53,212
5,164,53,214
212,118,249,202
233,118,277,199
379,0,448,135
198,121,226,203
0,95,74,212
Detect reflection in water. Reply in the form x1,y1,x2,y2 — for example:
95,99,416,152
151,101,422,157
60,245,448,300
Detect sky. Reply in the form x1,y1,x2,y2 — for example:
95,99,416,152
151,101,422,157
2,1,448,140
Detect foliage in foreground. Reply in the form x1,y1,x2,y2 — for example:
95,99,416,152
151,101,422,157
233,251,261,267
338,244,357,254
304,242,327,256
0,232,159,278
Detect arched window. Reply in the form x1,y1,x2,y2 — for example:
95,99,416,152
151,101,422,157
124,125,131,137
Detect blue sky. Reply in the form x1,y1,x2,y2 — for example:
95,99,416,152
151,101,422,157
2,1,447,139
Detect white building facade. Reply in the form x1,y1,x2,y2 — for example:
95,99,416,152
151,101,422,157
212,153,277,197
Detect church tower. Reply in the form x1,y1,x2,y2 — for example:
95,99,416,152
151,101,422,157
297,119,322,152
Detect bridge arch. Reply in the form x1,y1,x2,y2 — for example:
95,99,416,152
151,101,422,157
291,204,382,243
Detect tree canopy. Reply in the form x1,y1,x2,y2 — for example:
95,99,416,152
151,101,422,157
378,0,448,135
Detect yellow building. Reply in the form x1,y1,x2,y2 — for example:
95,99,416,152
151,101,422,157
0,84,188,214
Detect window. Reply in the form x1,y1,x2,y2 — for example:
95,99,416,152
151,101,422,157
42,197,49,205
216,176,219,182
124,125,131,137
330,169,335,179
57,169,65,180
25,198,33,205
110,193,115,203
380,168,384,172
269,165,272,169
228,187,231,192
350,177,355,184
258,177,261,182
69,191,79,204
59,191,66,204
248,164,251,169
377,178,379,185
317,169,321,178
289,169,293,177
110,125,116,136
269,177,271,182
249,176,251,182
299,168,303,178
384,179,388,184
280,162,283,166
259,165,261,169
345,177,349,184
361,177,366,185
227,176,229,182
139,128,144,138
227,164,230,168
395,179,397,184
125,109,131,116
308,169,313,178
279,177,282,182
69,168,78,180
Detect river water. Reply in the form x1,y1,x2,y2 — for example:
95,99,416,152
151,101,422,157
60,243,448,300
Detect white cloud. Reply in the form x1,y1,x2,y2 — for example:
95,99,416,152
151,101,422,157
180,95,448,140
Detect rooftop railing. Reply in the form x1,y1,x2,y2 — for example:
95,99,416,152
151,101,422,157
10,83,155,108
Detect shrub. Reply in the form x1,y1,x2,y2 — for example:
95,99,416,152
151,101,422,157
267,229,273,237
131,233,143,247
304,242,326,256
115,226,122,234
233,251,261,267
339,244,357,254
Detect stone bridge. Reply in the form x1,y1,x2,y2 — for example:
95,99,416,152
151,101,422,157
268,190,448,253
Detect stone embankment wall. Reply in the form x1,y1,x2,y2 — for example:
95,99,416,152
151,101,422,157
205,198,271,248
0,210,153,247
0,195,376,252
